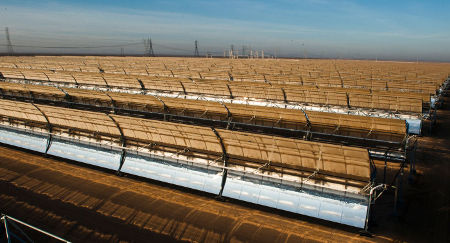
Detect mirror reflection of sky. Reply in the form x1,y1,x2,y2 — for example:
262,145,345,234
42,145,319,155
1,0,449,61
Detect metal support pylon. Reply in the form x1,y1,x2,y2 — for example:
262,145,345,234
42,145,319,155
5,27,14,55
144,37,155,57
194,40,199,57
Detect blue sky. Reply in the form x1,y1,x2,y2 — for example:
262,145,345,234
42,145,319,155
0,0,449,61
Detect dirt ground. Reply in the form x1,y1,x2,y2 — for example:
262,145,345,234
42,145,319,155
0,98,449,242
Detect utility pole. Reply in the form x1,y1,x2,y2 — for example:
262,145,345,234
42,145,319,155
194,40,200,57
5,27,14,55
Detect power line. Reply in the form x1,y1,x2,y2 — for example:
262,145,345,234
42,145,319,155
0,42,142,49
0,38,253,57
0,41,196,54
152,43,190,52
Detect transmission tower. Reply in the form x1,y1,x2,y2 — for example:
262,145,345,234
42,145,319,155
302,43,306,59
5,27,14,55
194,40,199,57
230,44,234,58
149,38,154,56
143,37,155,57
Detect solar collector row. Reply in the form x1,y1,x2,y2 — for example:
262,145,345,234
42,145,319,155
0,64,443,94
0,82,407,143
0,98,371,183
0,68,425,113
1,57,448,76
1,57,447,86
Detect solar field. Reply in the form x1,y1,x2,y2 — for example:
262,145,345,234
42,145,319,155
0,56,449,238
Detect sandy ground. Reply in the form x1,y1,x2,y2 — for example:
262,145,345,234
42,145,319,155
0,98,448,242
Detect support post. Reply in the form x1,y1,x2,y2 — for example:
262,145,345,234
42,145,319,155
370,157,377,183
228,72,233,81
226,84,234,99
361,184,386,236
42,72,51,82
101,76,110,89
56,86,72,104
28,90,35,101
390,157,407,216
346,93,350,108
107,114,127,174
394,167,404,215
383,150,388,184
19,71,25,80
137,79,145,90
219,102,232,129
408,139,417,182
70,74,79,88
150,94,169,120
337,70,344,88
179,81,187,96
104,92,117,114
211,127,229,198
300,109,312,140
281,87,288,104
31,103,52,154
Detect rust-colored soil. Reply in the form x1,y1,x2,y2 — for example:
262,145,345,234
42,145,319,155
0,98,449,242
